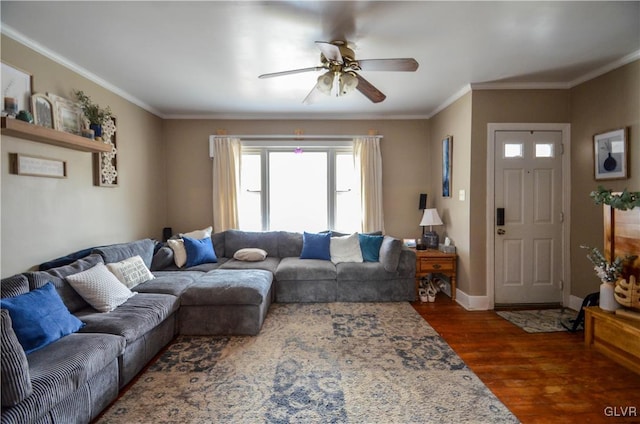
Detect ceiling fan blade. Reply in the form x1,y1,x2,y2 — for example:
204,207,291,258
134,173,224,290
258,66,324,79
357,58,419,72
355,74,386,103
315,41,343,63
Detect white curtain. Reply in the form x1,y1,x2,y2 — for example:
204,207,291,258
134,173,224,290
354,136,384,233
211,136,241,231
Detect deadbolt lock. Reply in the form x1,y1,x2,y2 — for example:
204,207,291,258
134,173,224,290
497,229,506,235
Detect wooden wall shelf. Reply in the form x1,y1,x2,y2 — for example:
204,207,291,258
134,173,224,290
1,117,112,153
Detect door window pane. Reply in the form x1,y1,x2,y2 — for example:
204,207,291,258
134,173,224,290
504,143,523,158
535,143,554,158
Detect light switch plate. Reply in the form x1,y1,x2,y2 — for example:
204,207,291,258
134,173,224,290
458,189,466,201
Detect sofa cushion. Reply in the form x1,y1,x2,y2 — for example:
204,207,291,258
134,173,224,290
219,257,281,274
66,263,136,313
300,231,331,260
330,233,363,264
336,261,400,280
0,282,84,354
277,231,303,257
2,332,125,424
1,309,32,407
380,236,403,272
75,293,179,343
181,270,272,306
26,253,105,313
138,271,203,296
359,233,384,262
93,239,156,269
183,236,217,267
107,255,155,289
224,229,280,257
276,257,337,281
1,274,29,299
233,247,268,261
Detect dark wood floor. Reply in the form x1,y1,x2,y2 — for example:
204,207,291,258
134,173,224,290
413,296,640,424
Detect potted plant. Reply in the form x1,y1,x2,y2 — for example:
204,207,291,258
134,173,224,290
73,90,112,140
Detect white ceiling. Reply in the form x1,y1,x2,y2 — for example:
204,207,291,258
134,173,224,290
1,1,639,120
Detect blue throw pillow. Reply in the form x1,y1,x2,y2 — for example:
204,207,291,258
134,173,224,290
359,234,384,262
183,236,217,267
300,231,331,260
0,282,84,354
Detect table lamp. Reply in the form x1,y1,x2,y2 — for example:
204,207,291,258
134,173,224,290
419,208,443,249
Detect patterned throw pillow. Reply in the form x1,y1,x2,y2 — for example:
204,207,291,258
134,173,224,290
107,255,155,289
66,263,136,312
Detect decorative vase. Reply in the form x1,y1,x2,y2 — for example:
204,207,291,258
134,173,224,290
89,123,103,139
603,153,617,171
600,281,620,312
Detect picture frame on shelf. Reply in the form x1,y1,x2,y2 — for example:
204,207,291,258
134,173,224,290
49,93,84,135
31,93,54,129
1,62,33,116
594,128,628,180
442,135,452,197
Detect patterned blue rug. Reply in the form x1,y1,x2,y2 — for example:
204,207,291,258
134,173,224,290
97,303,518,423
496,308,577,333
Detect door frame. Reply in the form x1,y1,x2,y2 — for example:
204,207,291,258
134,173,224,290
486,123,572,309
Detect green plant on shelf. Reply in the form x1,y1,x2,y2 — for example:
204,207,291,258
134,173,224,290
590,186,640,211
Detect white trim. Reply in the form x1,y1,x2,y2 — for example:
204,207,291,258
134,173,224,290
486,123,571,309
569,49,640,88
454,289,492,311
426,84,472,119
214,134,382,141
471,82,570,90
165,113,431,120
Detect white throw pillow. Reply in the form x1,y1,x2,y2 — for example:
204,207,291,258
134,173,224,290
233,248,268,262
66,263,136,312
180,226,212,240
330,233,364,264
167,239,187,268
107,255,155,289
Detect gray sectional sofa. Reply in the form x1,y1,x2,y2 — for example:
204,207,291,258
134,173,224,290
1,230,415,424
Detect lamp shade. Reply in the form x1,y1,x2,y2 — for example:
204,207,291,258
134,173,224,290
419,209,443,227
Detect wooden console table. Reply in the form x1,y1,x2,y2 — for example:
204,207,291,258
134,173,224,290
584,306,640,375
413,248,457,301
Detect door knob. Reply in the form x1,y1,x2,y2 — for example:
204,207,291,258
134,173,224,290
497,229,506,235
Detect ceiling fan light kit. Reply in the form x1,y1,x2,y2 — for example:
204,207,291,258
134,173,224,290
259,40,418,104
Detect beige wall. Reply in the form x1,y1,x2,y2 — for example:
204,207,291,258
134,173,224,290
569,61,640,298
1,35,166,277
428,93,472,293
162,119,430,239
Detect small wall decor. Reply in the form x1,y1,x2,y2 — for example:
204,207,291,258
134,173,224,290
93,117,118,187
48,93,84,136
594,128,628,180
9,153,67,178
1,62,32,116
442,135,452,197
31,93,54,128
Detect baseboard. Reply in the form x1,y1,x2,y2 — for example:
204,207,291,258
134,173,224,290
455,289,491,310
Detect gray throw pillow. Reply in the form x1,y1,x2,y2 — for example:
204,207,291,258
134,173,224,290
1,309,32,407
1,274,29,299
379,236,402,273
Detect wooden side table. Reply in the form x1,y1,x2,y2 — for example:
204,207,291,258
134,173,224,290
413,248,458,301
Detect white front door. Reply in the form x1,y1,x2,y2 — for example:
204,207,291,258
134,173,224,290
494,130,564,304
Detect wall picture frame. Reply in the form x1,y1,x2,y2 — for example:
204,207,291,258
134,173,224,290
1,62,33,115
594,128,628,180
31,93,54,128
9,153,67,178
48,93,84,135
442,135,452,197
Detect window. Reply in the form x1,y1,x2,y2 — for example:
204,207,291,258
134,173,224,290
535,143,554,158
504,143,523,158
238,144,360,233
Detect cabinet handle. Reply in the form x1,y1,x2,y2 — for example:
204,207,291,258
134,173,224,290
433,264,441,269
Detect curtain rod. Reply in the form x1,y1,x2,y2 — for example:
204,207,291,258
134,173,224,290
212,134,382,140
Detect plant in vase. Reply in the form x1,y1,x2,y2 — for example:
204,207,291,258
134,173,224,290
581,245,637,311
73,90,112,141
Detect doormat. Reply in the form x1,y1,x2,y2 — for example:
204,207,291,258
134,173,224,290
496,308,578,333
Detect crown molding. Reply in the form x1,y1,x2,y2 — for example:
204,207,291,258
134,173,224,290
568,49,640,88
1,24,165,118
426,85,472,119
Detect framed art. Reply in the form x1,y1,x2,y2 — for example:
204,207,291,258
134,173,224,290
1,62,33,115
9,153,67,178
94,117,118,187
31,93,54,128
442,135,452,197
49,93,83,135
594,128,628,180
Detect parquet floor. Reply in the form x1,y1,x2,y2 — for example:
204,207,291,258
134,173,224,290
413,297,640,424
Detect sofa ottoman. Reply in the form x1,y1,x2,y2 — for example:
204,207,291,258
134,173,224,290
178,269,273,335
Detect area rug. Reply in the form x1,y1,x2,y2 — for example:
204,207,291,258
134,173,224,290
97,303,518,423
496,308,577,333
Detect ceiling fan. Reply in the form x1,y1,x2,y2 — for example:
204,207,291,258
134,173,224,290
258,41,419,104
